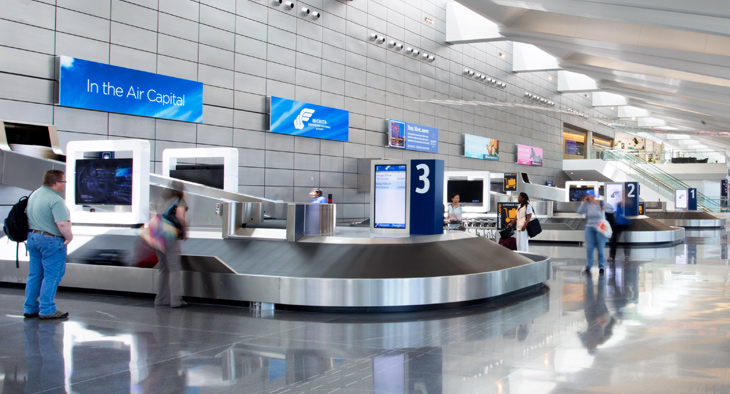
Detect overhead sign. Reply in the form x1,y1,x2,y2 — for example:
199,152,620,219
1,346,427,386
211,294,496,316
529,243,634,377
387,120,438,153
57,56,203,123
624,182,640,216
464,134,499,161
517,144,543,166
270,96,349,141
504,173,517,192
410,160,444,235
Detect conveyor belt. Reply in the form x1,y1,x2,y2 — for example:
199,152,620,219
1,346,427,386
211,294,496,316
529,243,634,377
647,211,726,228
532,216,684,244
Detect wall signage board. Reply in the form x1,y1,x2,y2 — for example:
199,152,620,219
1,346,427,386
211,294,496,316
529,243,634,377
387,120,438,153
464,134,499,161
410,159,444,235
497,202,520,230
517,144,543,166
57,56,203,123
624,182,640,216
270,96,349,141
504,173,517,191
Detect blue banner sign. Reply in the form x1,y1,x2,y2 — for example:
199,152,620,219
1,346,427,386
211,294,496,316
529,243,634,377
57,56,203,123
388,120,438,153
688,187,697,211
464,134,499,161
270,96,349,141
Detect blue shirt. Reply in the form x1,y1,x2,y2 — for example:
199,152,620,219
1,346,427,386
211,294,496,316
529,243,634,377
311,196,327,204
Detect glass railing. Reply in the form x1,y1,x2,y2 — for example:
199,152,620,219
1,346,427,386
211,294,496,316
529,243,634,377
599,149,719,212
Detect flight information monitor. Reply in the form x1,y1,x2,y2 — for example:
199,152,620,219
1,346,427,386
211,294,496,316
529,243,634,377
373,164,407,229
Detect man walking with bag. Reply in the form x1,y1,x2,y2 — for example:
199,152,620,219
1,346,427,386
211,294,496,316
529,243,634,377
24,170,73,320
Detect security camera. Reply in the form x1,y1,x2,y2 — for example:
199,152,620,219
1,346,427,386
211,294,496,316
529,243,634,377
388,41,396,48
311,11,320,19
405,47,413,54
395,43,403,50
376,36,385,44
412,49,420,56
428,55,435,62
273,0,282,4
475,73,482,79
284,1,294,10
369,33,378,41
301,7,310,15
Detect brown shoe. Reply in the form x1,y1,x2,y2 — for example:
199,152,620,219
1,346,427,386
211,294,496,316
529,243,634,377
39,311,69,320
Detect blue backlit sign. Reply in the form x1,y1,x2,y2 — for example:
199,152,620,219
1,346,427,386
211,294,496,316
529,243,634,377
388,120,438,153
57,56,203,123
269,96,349,141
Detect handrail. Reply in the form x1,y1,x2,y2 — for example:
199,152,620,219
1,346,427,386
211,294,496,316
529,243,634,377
600,149,717,212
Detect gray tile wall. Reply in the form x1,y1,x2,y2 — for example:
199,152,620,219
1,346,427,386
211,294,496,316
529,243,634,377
0,0,611,220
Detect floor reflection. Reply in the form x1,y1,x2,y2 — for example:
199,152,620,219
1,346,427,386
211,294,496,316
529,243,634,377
3,235,730,393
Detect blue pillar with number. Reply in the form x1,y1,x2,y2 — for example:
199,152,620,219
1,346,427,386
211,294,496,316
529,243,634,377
410,159,444,235
688,188,697,210
624,182,640,216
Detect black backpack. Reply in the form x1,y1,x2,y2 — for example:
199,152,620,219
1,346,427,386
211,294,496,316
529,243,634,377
3,193,32,268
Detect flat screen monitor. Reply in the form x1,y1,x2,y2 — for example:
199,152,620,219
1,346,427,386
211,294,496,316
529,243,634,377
75,158,133,205
447,180,484,204
373,164,407,229
170,164,224,189
569,186,594,202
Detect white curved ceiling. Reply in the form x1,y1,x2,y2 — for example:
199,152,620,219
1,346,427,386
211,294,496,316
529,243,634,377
456,0,730,152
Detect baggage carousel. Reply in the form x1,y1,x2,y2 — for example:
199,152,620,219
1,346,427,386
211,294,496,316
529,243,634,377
646,211,726,228
531,215,685,244
0,227,551,311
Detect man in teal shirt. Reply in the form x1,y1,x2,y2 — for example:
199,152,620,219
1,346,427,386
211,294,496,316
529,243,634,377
24,170,73,320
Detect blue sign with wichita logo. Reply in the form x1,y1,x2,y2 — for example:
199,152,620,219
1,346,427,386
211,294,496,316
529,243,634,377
269,96,349,142
57,56,203,123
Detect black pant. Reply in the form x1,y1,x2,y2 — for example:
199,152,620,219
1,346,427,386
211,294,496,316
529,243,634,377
610,224,630,259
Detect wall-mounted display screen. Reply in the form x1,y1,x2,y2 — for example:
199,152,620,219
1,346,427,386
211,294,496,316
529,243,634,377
269,96,349,141
75,158,133,205
447,180,484,204
373,165,407,228
387,120,438,153
57,56,203,123
569,186,595,202
464,134,499,161
517,144,543,166
170,164,224,189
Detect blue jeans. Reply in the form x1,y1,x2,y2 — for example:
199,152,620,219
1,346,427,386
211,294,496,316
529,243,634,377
584,226,607,270
24,232,67,315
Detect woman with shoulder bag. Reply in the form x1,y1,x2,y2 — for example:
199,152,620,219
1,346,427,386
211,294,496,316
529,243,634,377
510,192,533,252
578,191,610,274
446,193,463,230
154,183,189,308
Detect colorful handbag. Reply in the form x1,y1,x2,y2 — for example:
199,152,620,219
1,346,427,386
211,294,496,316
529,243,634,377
138,199,180,252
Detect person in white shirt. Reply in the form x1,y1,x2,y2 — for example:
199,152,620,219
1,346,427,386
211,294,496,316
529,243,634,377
511,192,533,252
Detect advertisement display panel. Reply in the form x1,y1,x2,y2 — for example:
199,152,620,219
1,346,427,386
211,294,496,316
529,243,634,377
498,202,520,230
270,96,349,141
675,189,688,210
373,165,408,229
517,144,543,166
57,56,203,123
387,120,438,153
464,134,499,161
605,183,623,211
504,173,517,191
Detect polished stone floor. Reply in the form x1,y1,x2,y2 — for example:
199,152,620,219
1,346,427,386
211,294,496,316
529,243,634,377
1,230,730,393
